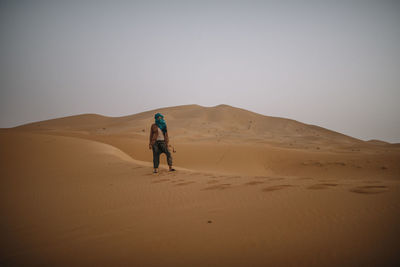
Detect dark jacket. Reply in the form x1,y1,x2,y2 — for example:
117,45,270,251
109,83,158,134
149,123,169,146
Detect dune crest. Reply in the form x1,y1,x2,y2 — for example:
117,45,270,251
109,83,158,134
8,104,400,179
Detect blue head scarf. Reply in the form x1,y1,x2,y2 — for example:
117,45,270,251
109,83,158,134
154,113,167,134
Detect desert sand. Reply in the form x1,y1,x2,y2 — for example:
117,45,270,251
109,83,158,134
1,104,399,266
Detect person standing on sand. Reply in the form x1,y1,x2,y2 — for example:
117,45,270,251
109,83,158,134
149,113,175,173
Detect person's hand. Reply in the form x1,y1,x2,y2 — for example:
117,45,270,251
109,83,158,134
149,144,152,150
168,144,176,153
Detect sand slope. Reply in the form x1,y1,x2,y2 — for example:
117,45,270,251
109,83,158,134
13,104,400,179
1,104,400,266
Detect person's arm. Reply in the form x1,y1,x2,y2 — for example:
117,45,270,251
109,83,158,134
149,125,154,149
164,128,169,146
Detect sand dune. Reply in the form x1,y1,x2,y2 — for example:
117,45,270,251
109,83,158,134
1,104,399,266
13,104,400,179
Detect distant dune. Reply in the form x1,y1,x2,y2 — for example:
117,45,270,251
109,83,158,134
1,104,399,266
11,104,400,178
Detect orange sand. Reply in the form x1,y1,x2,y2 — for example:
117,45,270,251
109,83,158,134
1,104,399,266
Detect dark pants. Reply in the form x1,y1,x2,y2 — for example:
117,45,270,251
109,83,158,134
152,140,173,168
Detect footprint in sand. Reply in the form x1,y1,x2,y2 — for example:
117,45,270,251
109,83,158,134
175,181,196,186
262,185,293,192
363,180,382,184
307,183,339,190
268,177,285,181
245,181,265,186
202,183,231,190
151,178,170,183
254,176,270,179
349,185,388,194
297,177,314,180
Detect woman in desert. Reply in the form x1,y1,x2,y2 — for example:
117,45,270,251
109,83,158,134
149,113,175,173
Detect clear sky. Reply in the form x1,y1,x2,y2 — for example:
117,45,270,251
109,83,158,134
1,0,399,142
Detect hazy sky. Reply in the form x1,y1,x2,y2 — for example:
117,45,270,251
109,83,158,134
1,0,399,142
